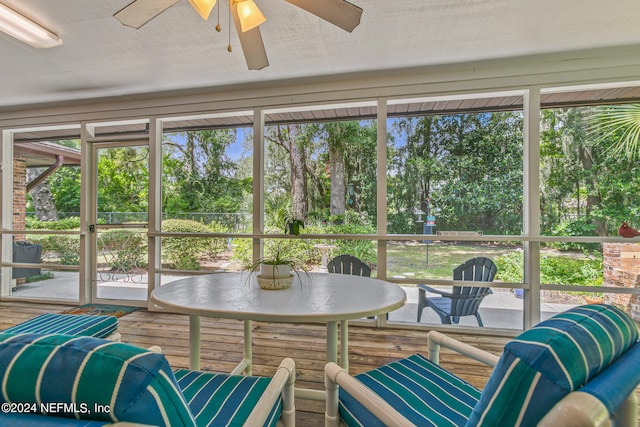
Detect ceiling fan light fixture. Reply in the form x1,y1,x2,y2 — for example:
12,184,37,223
235,0,266,32
188,0,217,20
0,3,61,48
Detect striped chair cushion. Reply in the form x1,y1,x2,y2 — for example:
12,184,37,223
339,353,481,427
2,313,118,339
467,304,639,427
174,369,281,427
580,342,640,415
0,334,196,426
0,412,110,426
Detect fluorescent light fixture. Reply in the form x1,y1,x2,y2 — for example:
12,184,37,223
235,0,266,32
0,3,61,48
188,0,217,20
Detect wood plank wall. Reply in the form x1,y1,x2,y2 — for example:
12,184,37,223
0,302,637,426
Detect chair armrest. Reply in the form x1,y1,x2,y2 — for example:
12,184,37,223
417,284,453,297
537,391,610,427
147,345,162,353
245,358,296,427
106,332,122,341
324,362,414,427
427,330,500,367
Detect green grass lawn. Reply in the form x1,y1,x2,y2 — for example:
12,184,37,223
386,241,514,279
385,240,603,302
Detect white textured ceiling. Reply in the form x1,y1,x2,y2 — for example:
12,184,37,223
1,0,640,109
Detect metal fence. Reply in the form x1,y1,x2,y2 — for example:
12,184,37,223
27,212,251,232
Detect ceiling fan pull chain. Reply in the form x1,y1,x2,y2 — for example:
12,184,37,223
216,0,221,32
227,1,232,52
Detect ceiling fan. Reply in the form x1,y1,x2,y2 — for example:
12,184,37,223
114,0,363,70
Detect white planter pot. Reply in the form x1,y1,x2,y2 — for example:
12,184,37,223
259,264,291,279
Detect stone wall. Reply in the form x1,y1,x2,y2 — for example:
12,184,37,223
603,242,640,321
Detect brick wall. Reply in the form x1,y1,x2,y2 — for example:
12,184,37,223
12,158,26,241
603,242,640,321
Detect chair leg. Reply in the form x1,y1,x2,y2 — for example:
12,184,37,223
417,288,427,322
475,313,484,327
439,314,452,325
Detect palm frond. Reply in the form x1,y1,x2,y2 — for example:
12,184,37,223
586,104,640,159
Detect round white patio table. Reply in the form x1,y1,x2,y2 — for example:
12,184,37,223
151,272,406,398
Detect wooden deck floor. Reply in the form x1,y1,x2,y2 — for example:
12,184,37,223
0,301,638,426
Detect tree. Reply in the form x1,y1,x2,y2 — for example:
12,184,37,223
388,112,523,234
28,168,59,221
48,166,81,214
539,106,640,237
265,125,309,220
162,129,249,217
97,146,149,215
541,108,607,235
27,140,80,220
313,121,376,217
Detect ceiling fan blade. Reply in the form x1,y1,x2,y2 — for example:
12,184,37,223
284,0,362,32
231,2,269,70
114,0,180,29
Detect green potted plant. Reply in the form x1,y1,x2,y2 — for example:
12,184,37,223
284,217,304,235
245,246,304,290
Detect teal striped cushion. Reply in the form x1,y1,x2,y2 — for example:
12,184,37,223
174,369,281,427
339,353,481,427
0,334,196,426
467,304,639,426
580,343,640,415
2,314,118,339
0,412,109,425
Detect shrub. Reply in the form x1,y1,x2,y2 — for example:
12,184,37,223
25,218,82,265
32,235,80,265
494,251,603,289
161,219,214,270
546,218,599,251
493,251,523,284
26,217,81,230
206,221,230,259
231,237,254,267
387,212,417,234
230,217,377,269
232,237,318,270
321,221,377,267
99,229,147,270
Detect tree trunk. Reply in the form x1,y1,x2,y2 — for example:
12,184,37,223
290,141,308,220
185,133,196,179
27,168,58,221
579,146,606,235
329,146,346,217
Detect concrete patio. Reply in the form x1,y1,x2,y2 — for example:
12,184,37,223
11,271,575,331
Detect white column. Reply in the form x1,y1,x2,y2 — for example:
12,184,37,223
377,98,388,281
79,123,94,304
1,130,14,296
148,118,162,300
523,87,541,328
253,108,265,261
376,98,389,326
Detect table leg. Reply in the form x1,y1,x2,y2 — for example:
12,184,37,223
326,321,338,365
230,320,253,376
340,320,349,372
244,319,252,375
189,315,201,371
